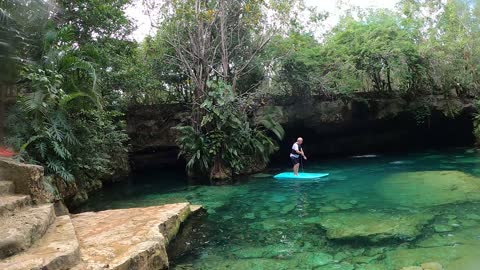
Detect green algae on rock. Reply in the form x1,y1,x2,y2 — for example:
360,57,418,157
318,211,435,243
375,171,480,207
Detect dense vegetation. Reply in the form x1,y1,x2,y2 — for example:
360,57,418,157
274,1,480,98
2,0,480,186
1,0,133,197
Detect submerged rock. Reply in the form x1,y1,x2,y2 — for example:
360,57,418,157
196,258,289,270
231,245,293,259
365,247,386,256
355,264,385,270
334,251,350,262
334,202,354,210
375,171,480,207
280,203,296,214
461,219,478,227
421,262,443,270
243,213,255,219
385,245,474,270
252,173,273,178
318,211,434,243
466,213,480,220
319,206,340,213
316,262,354,270
352,255,381,264
417,226,480,248
292,252,334,268
433,224,453,233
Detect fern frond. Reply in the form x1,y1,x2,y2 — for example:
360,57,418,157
35,142,47,159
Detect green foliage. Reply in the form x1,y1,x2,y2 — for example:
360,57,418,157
269,1,480,98
272,11,424,95
0,0,53,83
57,0,134,44
96,39,167,107
412,103,431,125
5,0,480,184
5,0,130,186
175,80,284,179
422,0,480,95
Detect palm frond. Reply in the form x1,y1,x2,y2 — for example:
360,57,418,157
23,91,48,116
59,91,100,108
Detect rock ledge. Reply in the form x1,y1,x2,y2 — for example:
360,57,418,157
71,203,197,270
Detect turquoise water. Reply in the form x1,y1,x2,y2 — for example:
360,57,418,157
77,149,480,270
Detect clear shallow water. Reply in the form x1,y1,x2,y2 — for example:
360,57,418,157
77,149,480,270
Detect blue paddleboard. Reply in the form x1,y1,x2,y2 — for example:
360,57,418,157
274,172,329,180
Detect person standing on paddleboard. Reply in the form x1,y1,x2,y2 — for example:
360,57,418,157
290,137,307,176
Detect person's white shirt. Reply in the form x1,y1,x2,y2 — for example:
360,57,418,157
290,142,300,158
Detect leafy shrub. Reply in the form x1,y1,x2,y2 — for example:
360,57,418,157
175,80,284,181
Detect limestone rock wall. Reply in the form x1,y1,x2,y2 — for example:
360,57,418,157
126,95,476,169
272,95,476,161
127,104,187,171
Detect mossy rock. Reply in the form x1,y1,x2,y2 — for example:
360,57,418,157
318,211,434,243
375,171,480,207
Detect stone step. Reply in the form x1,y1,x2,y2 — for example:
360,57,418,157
0,215,80,270
0,181,14,195
0,204,55,259
0,195,31,216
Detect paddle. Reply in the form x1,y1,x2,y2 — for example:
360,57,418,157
300,153,305,173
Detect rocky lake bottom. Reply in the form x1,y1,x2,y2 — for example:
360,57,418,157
77,148,480,270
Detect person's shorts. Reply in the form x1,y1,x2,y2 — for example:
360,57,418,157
290,156,300,165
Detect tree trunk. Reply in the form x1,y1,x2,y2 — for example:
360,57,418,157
219,0,230,83
387,65,393,92
209,154,232,185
